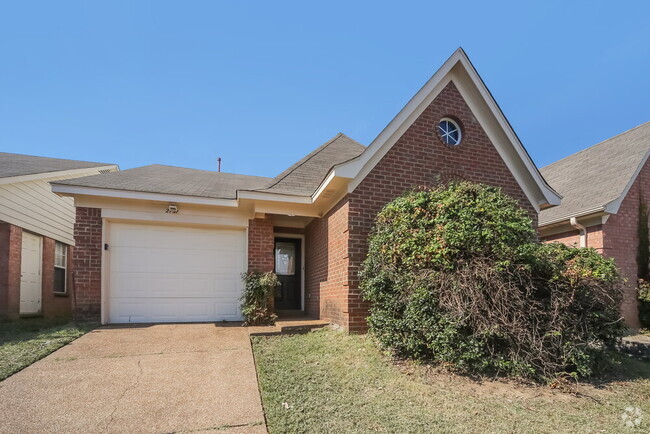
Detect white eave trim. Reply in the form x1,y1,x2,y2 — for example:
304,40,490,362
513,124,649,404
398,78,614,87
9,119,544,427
458,54,561,208
542,148,650,228
0,165,119,185
538,206,607,228
604,148,650,215
238,190,312,204
334,48,561,212
311,171,340,201
51,184,239,207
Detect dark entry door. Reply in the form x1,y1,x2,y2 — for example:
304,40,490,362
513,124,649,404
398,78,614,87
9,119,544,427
274,238,301,310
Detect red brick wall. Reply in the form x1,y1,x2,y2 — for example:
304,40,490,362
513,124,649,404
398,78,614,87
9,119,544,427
248,217,275,272
41,237,72,318
542,225,604,253
600,161,650,328
305,198,350,327
304,81,537,332
540,170,649,327
0,222,22,319
343,81,537,332
541,159,649,328
73,207,103,321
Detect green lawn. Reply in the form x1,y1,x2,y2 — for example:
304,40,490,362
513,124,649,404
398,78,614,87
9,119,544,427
252,329,650,433
0,318,95,381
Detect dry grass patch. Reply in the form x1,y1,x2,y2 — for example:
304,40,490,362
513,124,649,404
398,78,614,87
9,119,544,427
252,328,650,433
0,318,95,381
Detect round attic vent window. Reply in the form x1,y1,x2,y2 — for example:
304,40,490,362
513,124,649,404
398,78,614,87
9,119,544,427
437,118,462,146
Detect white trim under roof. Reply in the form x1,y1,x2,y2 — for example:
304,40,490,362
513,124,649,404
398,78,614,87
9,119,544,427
0,165,119,185
539,149,650,228
331,48,561,213
51,184,239,207
539,206,607,228
604,148,650,215
237,190,312,204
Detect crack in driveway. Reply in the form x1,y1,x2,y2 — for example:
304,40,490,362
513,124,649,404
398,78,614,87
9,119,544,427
103,359,143,433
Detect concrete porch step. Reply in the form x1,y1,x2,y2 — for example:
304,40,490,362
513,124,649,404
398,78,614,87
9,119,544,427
619,334,650,360
247,317,330,336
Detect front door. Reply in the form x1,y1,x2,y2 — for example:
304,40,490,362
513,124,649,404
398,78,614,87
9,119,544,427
20,231,42,314
274,238,301,310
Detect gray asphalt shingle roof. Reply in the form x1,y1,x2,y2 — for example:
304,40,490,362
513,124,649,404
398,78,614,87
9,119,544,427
53,164,272,200
252,133,366,196
0,152,114,179
539,121,650,226
51,133,366,200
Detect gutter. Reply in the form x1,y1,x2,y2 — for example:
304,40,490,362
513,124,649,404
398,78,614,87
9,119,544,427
539,206,606,228
570,217,587,248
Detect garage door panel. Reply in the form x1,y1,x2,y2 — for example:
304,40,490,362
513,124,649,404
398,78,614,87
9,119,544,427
110,298,242,323
110,274,239,299
215,301,239,316
108,223,246,323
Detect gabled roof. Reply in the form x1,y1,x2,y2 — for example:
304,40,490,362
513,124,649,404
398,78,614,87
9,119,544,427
332,48,561,212
52,48,560,215
251,133,365,196
53,164,271,200
0,152,115,179
539,121,650,226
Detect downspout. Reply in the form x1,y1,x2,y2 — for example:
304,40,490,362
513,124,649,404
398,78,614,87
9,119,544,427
570,217,587,248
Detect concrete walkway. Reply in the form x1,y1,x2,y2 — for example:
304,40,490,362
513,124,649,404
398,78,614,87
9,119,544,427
0,324,266,433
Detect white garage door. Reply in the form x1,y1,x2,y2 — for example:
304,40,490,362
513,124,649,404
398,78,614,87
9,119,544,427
108,222,246,323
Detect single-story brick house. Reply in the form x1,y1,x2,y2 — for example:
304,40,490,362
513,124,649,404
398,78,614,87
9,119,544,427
0,153,118,320
539,122,650,328
51,49,561,332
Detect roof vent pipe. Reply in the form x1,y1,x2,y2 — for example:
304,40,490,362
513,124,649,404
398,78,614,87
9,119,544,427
217,157,222,172
570,217,587,248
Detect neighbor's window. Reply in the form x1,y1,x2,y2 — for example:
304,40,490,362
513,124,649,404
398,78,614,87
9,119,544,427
437,118,462,146
54,242,67,294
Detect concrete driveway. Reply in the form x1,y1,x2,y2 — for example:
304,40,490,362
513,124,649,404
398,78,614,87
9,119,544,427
0,324,266,433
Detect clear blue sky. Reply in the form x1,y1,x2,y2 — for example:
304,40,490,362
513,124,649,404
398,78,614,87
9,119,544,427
1,1,649,177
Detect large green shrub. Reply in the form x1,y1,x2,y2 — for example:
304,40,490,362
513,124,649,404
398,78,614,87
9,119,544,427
240,272,279,326
639,280,650,327
636,199,650,328
360,182,625,381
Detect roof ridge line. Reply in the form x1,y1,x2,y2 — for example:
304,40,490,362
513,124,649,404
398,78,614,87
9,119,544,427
541,121,650,170
0,151,114,166
135,163,272,179
256,133,345,191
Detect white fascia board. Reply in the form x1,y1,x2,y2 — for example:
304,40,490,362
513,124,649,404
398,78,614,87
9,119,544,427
335,48,561,211
539,211,610,237
340,54,458,193
101,208,249,228
450,72,541,213
51,184,239,207
456,55,561,207
0,165,119,185
604,149,650,214
237,190,312,204
311,171,340,202
538,206,607,228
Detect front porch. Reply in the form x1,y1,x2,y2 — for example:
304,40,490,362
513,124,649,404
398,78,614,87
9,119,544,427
248,314,330,336
247,211,367,332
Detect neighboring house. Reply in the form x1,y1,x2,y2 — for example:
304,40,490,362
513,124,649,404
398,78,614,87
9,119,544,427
0,153,118,319
539,122,650,328
51,49,561,332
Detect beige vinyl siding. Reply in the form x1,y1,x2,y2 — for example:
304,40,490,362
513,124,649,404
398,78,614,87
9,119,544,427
0,169,109,245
